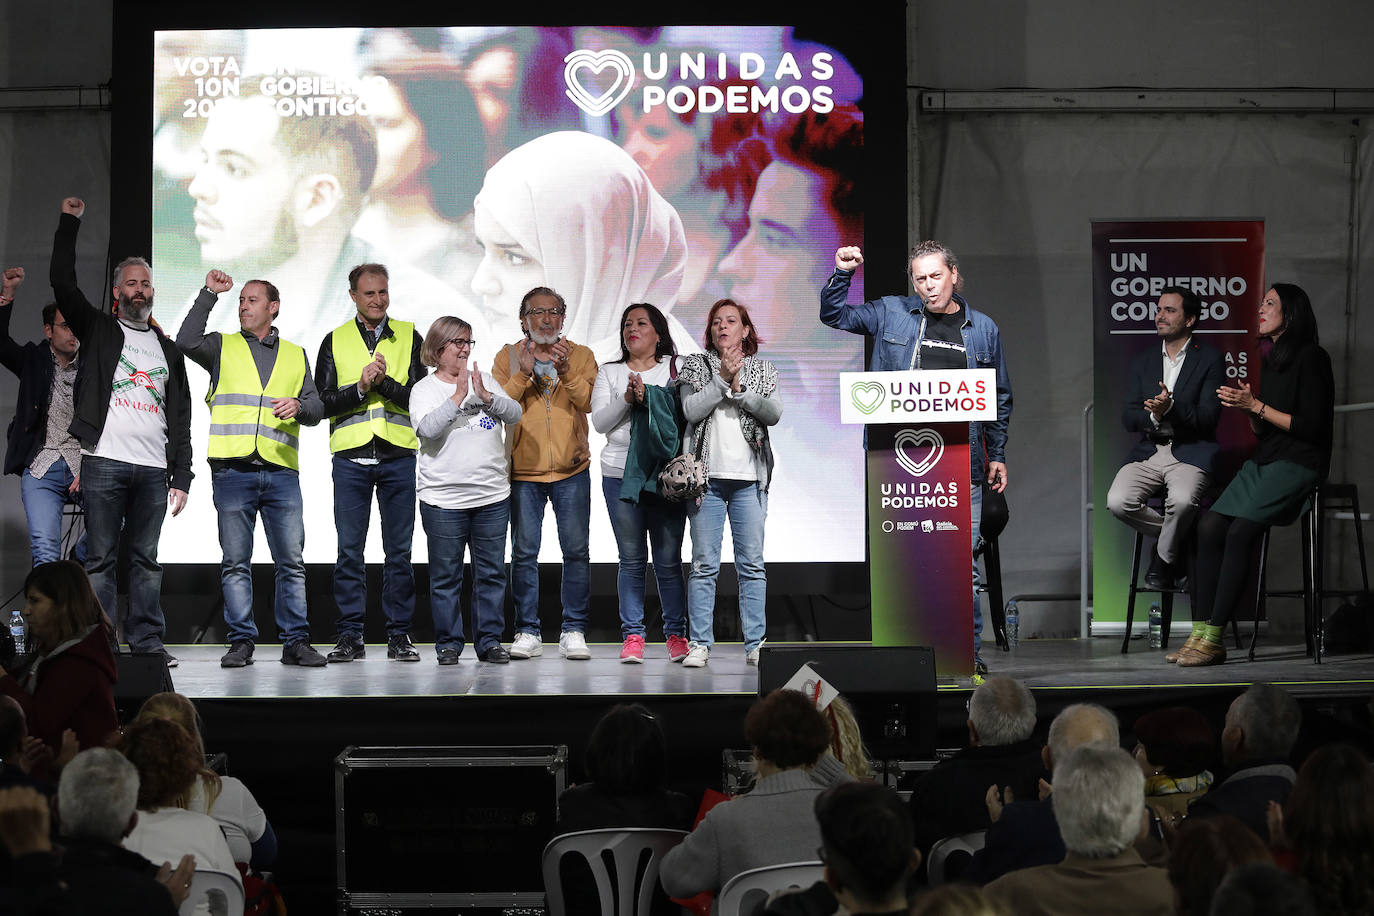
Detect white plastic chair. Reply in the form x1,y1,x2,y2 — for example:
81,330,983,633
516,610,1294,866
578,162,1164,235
926,829,987,885
716,861,825,916
178,868,245,916
542,827,688,916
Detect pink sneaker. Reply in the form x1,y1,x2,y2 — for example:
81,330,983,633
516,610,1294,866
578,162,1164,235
665,634,690,662
620,634,645,664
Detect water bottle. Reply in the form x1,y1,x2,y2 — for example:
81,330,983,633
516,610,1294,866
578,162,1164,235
8,610,25,655
1004,601,1019,649
1148,603,1163,649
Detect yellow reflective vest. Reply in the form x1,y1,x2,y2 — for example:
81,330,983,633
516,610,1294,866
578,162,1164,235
327,319,418,453
206,332,306,470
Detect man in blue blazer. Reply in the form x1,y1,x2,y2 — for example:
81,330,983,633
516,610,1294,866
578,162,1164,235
1106,287,1223,590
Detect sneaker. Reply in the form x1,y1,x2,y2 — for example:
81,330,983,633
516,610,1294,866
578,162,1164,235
387,634,421,662
159,648,179,669
745,639,766,666
682,643,709,668
974,656,989,677
220,640,255,669
436,647,462,666
509,633,543,659
327,635,366,663
560,631,591,660
620,634,645,664
478,645,511,664
281,640,327,667
665,634,690,662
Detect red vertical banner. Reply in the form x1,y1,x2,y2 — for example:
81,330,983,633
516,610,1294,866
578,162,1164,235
1091,220,1265,627
867,422,974,676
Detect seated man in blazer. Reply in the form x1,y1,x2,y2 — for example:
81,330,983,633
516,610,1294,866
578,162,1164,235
1107,286,1224,590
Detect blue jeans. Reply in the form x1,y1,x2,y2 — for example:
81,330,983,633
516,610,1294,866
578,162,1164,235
970,481,984,657
421,499,509,653
212,466,308,644
509,471,591,635
332,455,416,637
686,478,767,651
602,477,687,640
20,458,87,565
81,455,168,651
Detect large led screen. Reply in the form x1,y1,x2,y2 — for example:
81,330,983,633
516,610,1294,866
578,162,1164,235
150,25,869,563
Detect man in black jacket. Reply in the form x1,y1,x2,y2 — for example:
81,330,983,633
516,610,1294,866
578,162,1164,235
1106,287,1224,592
49,197,193,667
0,266,86,565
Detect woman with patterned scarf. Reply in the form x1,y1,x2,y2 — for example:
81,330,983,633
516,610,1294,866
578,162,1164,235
676,299,782,669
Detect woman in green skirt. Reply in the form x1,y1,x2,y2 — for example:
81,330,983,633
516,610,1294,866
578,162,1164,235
1174,283,1334,667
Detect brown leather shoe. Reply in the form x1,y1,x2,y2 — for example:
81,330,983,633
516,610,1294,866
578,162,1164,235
1176,637,1226,667
1165,633,1202,664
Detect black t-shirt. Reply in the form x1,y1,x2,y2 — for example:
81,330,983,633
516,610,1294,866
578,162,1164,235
919,306,967,370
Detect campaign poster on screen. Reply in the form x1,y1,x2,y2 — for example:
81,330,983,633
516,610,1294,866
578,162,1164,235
150,26,869,564
1091,219,1264,626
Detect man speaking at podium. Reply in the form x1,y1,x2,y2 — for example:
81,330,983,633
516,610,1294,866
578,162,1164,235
821,241,1012,675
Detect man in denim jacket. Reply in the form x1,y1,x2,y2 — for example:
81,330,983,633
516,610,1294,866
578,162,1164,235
820,240,1012,674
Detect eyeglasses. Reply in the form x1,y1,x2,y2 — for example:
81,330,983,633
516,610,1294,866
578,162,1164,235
446,338,475,349
526,307,566,318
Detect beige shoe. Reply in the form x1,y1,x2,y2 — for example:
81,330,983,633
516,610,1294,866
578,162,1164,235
1165,633,1203,664
1176,637,1227,667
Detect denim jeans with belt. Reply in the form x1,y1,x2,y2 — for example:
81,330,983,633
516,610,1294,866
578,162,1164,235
212,465,308,645
81,455,169,651
509,470,591,636
331,454,416,638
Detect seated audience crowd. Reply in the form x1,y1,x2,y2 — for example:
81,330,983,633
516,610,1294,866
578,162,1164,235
0,673,1370,916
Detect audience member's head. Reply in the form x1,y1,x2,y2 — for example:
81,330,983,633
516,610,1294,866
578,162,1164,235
814,783,915,911
823,695,873,782
908,884,1011,916
1133,706,1216,780
57,748,140,843
1222,685,1301,767
1281,743,1374,916
22,560,110,655
119,717,201,811
1045,703,1119,774
1209,864,1316,916
1167,815,1272,916
131,692,222,809
583,703,669,795
1051,745,1145,858
745,689,831,772
967,677,1036,747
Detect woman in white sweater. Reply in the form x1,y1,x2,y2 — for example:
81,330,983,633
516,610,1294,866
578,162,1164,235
410,316,522,665
590,304,690,664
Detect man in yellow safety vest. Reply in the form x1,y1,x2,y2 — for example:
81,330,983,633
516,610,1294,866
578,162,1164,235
176,271,326,668
314,263,427,663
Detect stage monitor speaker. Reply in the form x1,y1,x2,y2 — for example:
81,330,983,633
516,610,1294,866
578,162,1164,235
758,645,938,760
114,652,174,722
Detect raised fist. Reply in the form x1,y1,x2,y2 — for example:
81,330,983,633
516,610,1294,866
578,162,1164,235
204,269,233,294
835,246,864,270
1,267,23,300
61,197,85,219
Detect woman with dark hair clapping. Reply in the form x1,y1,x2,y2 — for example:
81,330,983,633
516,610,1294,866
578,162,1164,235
1175,283,1334,667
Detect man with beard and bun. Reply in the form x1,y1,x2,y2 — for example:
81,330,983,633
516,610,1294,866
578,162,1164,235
48,197,193,667
1106,287,1223,606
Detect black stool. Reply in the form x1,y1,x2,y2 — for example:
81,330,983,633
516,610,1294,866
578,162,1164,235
1250,481,1370,664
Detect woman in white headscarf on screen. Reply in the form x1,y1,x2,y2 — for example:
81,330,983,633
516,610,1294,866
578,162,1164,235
470,130,694,363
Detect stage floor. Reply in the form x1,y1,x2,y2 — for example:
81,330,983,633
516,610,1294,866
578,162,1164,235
165,635,1374,700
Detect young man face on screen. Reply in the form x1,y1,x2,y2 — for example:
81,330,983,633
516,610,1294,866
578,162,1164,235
188,96,303,270
717,160,846,349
